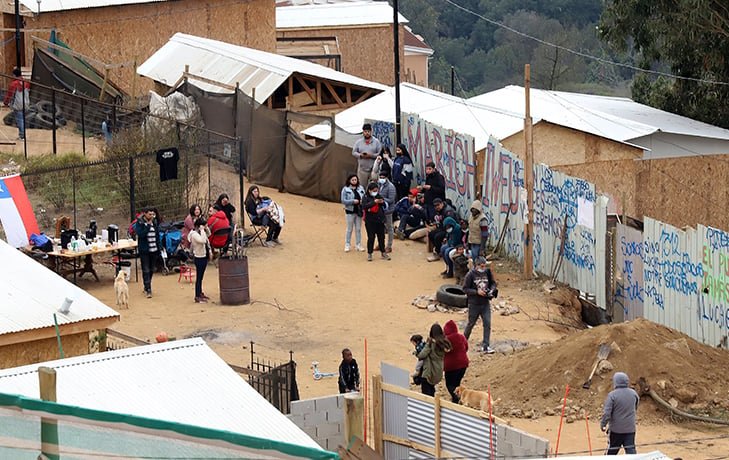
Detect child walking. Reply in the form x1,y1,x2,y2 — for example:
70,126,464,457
410,334,425,384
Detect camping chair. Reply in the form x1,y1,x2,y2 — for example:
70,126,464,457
245,213,268,247
210,226,233,260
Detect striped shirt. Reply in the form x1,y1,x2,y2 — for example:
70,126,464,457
147,224,158,252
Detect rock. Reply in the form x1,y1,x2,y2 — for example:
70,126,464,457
597,359,614,375
542,386,557,397
427,305,437,312
610,341,622,353
544,408,556,416
509,409,523,418
668,398,679,408
675,388,698,404
566,415,575,424
656,380,667,390
543,281,556,292
436,305,448,313
415,302,428,309
663,338,692,356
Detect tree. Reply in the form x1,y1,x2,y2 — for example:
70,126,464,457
600,0,729,128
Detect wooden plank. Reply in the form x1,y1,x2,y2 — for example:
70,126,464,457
347,437,383,460
323,81,345,107
346,86,352,104
371,375,384,455
183,71,236,91
39,367,59,460
316,80,322,107
294,74,317,104
354,89,373,104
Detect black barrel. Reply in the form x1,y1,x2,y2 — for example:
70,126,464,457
218,257,250,305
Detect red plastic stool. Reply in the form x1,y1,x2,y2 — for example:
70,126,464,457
178,264,195,284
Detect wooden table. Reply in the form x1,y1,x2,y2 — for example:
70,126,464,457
48,239,138,284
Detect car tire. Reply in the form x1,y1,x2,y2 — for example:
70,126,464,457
436,284,468,308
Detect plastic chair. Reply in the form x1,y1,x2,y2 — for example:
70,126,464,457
178,263,195,284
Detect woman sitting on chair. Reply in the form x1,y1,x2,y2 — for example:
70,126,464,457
206,204,230,251
244,185,283,247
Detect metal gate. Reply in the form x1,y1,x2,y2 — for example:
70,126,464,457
244,342,299,414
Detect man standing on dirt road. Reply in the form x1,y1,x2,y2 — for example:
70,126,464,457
601,371,639,455
462,257,497,353
352,123,382,187
134,207,161,298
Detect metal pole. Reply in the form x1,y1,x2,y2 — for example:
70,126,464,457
393,0,402,145
451,66,455,95
239,137,244,229
51,88,57,155
72,167,77,228
14,0,21,70
80,98,86,155
523,64,534,279
129,157,135,222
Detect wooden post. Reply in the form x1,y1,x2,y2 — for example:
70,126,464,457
523,64,534,279
344,392,365,446
99,68,110,102
130,57,138,107
434,395,442,458
39,367,59,460
371,375,384,455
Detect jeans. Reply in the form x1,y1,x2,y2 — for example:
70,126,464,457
464,301,492,348
445,367,467,403
384,213,394,250
429,228,446,253
398,214,421,233
345,213,362,247
365,220,385,254
470,243,482,259
14,110,25,139
421,380,436,397
607,432,636,455
139,251,158,293
194,256,208,298
440,245,454,274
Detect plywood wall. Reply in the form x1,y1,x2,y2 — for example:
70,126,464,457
0,332,90,369
17,0,275,96
277,24,405,86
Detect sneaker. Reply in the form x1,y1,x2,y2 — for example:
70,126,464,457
482,346,496,354
263,241,275,247
273,239,281,244
344,244,351,252
194,296,208,303
145,291,152,299
427,255,440,262
381,252,391,260
386,247,392,253
396,230,405,240
201,293,210,300
442,272,454,279
356,245,365,252
367,253,373,262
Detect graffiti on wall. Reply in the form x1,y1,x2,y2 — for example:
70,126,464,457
366,119,396,152
402,112,476,217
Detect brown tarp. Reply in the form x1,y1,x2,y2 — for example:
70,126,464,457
177,81,355,203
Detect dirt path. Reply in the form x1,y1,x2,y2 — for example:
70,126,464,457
80,185,729,459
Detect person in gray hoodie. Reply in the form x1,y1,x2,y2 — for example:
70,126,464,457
377,170,397,253
601,371,639,455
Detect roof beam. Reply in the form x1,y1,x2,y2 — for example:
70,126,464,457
323,81,345,108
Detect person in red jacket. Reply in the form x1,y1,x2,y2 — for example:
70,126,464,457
443,320,469,403
206,204,230,249
3,67,30,140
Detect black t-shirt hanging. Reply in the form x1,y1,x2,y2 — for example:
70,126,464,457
156,147,179,181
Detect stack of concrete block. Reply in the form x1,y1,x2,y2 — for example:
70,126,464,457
496,424,550,457
288,394,345,451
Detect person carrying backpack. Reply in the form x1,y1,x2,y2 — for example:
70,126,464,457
4,68,30,140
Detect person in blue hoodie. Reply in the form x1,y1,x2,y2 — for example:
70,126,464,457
439,216,462,278
601,371,639,455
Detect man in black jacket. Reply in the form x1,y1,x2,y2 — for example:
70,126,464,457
420,161,446,217
338,348,360,393
462,257,497,353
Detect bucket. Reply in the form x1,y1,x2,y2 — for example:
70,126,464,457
218,257,250,305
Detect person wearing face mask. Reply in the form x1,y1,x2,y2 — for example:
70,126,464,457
467,200,490,259
462,256,497,353
377,171,397,253
352,123,383,187
362,182,390,262
340,174,366,252
392,143,414,200
439,216,463,278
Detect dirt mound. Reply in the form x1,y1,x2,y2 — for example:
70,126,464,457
466,318,729,422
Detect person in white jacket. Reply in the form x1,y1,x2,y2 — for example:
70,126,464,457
188,218,211,303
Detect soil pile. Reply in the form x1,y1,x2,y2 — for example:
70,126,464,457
466,318,729,423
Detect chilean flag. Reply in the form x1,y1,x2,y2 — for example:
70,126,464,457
0,174,39,248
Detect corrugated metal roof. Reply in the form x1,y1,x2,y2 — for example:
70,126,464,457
0,337,321,451
0,238,119,337
276,1,408,28
303,83,526,150
469,86,729,147
137,33,387,101
19,0,167,13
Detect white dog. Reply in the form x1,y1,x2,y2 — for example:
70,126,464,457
114,270,129,309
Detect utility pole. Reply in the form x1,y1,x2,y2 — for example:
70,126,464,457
14,0,22,70
393,0,402,145
523,64,534,279
451,66,455,95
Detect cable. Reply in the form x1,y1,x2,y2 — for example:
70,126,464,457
439,0,729,87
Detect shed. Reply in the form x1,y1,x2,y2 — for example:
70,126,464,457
0,239,119,368
2,0,275,95
138,33,386,113
0,337,332,459
276,1,409,86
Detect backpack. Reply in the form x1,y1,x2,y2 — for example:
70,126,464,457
11,86,30,111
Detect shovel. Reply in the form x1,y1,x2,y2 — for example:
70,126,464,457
583,343,611,389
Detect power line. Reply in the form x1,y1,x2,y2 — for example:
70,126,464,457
439,0,729,87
